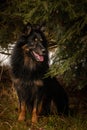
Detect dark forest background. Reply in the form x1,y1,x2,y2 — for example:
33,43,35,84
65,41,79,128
0,0,87,89
0,1,87,129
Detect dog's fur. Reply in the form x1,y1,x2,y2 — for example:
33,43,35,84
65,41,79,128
10,23,69,123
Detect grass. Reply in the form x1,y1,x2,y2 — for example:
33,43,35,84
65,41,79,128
0,66,87,130
0,88,87,130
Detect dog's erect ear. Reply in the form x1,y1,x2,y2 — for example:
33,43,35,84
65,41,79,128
23,23,32,36
33,22,46,32
39,22,46,32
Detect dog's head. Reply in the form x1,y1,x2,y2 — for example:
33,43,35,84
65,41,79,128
22,23,47,62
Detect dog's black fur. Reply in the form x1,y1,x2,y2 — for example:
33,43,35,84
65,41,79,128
10,23,69,123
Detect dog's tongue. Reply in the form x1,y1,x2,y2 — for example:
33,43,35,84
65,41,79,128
33,51,44,62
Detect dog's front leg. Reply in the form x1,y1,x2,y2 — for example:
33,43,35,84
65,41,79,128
32,98,38,124
18,101,26,121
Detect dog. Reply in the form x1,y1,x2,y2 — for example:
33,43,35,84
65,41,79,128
10,23,69,124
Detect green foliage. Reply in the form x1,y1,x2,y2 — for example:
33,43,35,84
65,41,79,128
0,0,87,88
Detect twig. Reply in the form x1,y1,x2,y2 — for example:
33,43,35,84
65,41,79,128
0,108,8,116
0,51,11,55
3,122,13,130
0,66,3,81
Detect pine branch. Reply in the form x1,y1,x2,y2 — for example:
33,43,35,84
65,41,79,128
0,52,11,55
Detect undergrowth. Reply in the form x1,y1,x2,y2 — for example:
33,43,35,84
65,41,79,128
0,85,87,130
0,66,87,130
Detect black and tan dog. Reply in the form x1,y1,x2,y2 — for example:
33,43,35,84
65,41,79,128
10,23,69,124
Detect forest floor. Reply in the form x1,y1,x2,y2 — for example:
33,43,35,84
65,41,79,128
0,66,87,130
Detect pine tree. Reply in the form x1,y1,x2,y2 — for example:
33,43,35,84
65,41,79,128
0,0,87,88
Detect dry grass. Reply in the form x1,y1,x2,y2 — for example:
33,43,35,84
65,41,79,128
0,66,87,130
0,93,87,130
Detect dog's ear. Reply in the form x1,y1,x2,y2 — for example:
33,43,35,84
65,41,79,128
23,23,32,36
34,22,46,32
38,22,46,32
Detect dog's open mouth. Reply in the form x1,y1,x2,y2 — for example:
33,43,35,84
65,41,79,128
32,51,44,62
